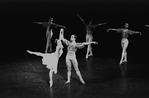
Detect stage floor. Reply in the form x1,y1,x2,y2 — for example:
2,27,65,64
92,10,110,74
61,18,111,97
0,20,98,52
0,55,149,98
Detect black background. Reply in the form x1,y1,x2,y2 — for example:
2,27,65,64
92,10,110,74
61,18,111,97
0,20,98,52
0,0,149,59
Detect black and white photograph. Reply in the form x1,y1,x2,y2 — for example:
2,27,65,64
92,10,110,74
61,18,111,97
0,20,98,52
0,0,149,98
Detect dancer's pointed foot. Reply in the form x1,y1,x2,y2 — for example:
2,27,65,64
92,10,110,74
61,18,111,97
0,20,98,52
54,70,57,74
49,80,53,87
119,60,123,65
65,80,70,84
80,79,85,84
86,55,88,59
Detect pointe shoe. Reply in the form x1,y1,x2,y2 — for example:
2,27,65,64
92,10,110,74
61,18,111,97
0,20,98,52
86,55,88,59
49,81,53,87
80,79,85,84
65,81,70,84
54,70,57,74
119,60,123,65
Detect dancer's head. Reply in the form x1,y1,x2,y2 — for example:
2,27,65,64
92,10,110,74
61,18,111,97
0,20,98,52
89,20,93,25
55,39,61,45
124,23,129,29
70,34,77,42
49,17,53,22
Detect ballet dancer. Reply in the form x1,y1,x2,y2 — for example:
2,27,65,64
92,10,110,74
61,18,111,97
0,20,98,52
107,23,141,64
34,17,66,53
77,14,106,58
27,29,64,87
60,28,98,84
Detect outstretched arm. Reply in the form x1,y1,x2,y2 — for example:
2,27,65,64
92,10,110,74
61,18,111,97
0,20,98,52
27,50,45,57
107,28,122,32
92,22,107,28
53,23,66,29
34,22,47,27
129,30,141,35
77,14,87,26
76,41,98,49
83,41,98,45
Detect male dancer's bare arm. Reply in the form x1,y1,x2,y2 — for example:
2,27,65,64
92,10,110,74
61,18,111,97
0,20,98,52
83,41,98,45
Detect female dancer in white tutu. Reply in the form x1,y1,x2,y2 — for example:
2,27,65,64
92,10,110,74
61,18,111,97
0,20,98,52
77,14,106,58
27,29,64,87
107,23,141,64
60,28,98,84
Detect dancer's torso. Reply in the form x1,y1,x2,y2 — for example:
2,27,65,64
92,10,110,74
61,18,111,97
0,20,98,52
67,43,77,56
122,29,129,39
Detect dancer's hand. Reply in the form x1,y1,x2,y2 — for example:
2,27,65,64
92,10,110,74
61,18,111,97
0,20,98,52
93,41,98,44
27,50,32,54
107,29,109,32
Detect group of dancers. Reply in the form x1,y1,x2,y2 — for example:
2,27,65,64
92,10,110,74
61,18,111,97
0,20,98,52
27,15,149,87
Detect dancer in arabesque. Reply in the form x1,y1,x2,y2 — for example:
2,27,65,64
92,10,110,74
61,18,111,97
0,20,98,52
27,28,64,87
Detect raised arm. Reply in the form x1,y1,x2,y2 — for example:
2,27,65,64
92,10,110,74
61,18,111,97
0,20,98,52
77,14,87,26
60,29,70,45
27,50,45,57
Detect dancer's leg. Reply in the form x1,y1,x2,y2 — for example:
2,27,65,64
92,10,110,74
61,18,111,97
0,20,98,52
123,40,128,62
65,56,72,84
86,45,90,58
120,39,125,64
120,39,128,64
89,44,93,56
49,68,54,87
45,38,52,53
88,35,93,57
72,57,85,84
45,30,53,53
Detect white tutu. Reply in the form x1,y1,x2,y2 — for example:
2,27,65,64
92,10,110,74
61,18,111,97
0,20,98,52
42,53,58,73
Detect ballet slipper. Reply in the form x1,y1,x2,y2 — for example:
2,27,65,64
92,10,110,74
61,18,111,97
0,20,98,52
119,60,123,65
65,80,70,84
80,79,85,84
86,55,89,59
54,70,57,74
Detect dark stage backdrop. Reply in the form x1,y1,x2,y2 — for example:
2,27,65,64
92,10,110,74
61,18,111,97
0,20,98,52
0,0,149,59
